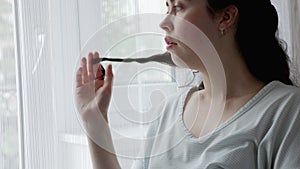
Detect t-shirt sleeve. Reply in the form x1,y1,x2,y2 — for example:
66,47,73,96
273,106,300,168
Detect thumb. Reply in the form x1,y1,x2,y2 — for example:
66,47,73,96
103,64,114,91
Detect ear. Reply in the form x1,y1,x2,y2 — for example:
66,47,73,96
218,5,238,31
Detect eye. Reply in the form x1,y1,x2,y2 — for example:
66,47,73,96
174,5,183,12
165,2,183,15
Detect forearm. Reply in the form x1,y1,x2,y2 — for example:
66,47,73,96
88,136,121,169
85,113,121,169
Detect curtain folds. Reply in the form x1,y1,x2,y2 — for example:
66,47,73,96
289,0,300,86
1,0,298,169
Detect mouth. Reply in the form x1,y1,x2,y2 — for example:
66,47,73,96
165,37,178,50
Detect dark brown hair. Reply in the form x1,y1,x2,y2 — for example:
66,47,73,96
207,0,293,85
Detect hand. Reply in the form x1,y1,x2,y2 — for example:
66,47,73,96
75,52,114,123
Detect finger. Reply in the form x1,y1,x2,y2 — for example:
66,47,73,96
76,67,83,87
93,52,100,76
81,57,88,83
103,64,113,91
88,52,94,80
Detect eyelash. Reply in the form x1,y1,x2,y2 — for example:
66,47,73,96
166,4,184,14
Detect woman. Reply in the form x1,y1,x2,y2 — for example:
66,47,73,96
75,0,300,168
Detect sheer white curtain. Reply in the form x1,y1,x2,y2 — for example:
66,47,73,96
1,0,299,169
289,0,300,86
272,0,300,86
14,0,180,169
0,0,19,169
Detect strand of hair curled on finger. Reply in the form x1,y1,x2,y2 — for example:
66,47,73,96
95,64,105,80
102,64,113,92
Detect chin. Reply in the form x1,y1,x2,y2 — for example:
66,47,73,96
170,53,190,68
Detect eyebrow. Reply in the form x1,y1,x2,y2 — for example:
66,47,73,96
166,0,191,6
166,0,173,6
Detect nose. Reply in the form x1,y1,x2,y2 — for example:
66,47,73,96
159,14,174,33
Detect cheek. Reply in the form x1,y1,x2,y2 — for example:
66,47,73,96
170,13,217,70
183,11,217,39
173,13,214,46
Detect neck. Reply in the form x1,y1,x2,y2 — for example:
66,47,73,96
199,46,265,100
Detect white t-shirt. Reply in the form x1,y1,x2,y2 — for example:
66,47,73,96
130,80,300,169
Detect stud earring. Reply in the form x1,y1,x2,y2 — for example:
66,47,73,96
220,29,226,35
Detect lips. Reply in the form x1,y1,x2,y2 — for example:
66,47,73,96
165,37,177,50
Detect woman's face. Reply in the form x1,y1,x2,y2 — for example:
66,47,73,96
160,0,220,70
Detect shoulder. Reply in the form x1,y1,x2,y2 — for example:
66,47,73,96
263,82,300,167
239,81,300,133
261,80,300,105
272,81,300,111
261,81,300,115
259,81,300,131
271,80,300,95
